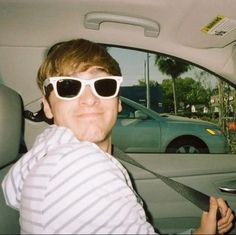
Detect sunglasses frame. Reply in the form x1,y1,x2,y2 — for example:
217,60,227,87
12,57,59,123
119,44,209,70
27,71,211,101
43,76,123,100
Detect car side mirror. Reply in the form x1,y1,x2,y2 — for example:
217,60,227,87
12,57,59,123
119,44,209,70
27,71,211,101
134,110,148,119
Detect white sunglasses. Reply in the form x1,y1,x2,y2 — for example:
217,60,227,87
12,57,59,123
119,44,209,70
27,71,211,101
43,76,123,100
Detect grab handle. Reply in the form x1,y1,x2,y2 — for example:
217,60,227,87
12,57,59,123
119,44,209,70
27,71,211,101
84,12,160,38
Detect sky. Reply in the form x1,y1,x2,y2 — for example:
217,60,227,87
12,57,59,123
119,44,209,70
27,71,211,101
109,47,169,86
109,46,218,89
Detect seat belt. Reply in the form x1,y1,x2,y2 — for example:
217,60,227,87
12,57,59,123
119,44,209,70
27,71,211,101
113,146,221,219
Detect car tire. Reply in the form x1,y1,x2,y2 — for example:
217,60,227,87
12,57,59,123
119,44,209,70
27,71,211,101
166,138,209,153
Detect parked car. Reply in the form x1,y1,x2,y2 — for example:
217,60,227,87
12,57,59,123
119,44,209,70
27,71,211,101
112,97,228,153
0,0,236,234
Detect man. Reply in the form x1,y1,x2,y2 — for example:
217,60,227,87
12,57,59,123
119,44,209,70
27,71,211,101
2,39,234,234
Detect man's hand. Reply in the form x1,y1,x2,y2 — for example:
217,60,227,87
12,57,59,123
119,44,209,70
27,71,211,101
217,197,234,234
194,197,234,235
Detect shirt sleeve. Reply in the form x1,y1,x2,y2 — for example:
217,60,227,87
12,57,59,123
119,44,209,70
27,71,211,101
2,163,20,210
1,151,32,210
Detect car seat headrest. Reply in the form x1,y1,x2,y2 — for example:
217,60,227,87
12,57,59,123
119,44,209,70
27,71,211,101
0,85,23,168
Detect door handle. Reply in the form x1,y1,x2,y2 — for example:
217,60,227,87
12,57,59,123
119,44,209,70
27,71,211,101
84,12,160,38
219,186,236,193
218,180,236,193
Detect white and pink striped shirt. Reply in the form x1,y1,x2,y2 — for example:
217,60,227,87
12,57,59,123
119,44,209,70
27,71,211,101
2,125,156,234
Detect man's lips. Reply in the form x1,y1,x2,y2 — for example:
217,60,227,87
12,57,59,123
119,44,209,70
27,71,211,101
76,112,103,119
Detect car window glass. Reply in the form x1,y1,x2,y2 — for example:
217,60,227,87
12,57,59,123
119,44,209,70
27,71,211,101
108,46,236,154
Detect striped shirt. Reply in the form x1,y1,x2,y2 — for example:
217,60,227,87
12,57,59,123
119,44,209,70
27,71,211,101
2,125,156,234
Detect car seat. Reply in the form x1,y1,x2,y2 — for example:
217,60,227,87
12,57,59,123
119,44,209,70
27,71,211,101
0,84,23,233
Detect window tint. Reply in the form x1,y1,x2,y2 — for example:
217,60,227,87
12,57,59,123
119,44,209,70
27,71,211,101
109,46,236,154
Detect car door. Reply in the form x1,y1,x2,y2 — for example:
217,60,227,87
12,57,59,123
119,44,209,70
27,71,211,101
109,46,236,234
120,153,236,234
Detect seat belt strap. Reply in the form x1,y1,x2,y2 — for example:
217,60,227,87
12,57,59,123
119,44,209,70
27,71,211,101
113,146,221,219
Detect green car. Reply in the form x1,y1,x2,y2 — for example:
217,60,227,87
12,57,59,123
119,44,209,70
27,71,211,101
112,97,228,154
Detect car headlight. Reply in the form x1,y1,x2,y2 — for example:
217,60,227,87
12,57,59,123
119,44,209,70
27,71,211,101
205,128,222,135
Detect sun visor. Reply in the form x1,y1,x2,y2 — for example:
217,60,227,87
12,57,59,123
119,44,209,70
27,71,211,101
176,5,236,49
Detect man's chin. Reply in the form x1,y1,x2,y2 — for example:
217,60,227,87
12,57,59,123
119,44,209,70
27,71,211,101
76,131,105,143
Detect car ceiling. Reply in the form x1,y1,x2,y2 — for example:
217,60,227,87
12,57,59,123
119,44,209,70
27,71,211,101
0,0,236,86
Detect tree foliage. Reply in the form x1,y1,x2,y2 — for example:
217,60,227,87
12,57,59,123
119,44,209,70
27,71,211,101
138,79,159,87
161,77,212,112
155,55,191,78
137,76,212,113
155,55,192,114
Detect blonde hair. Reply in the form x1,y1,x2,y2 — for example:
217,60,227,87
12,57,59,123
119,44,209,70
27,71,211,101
37,38,121,93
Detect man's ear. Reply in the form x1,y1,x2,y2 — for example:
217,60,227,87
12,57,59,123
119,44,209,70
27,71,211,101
42,96,54,119
118,98,122,113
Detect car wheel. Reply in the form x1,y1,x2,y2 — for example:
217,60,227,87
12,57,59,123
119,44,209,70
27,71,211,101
166,138,209,153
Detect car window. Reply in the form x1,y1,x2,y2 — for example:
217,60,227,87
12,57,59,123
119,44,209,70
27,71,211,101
109,46,236,154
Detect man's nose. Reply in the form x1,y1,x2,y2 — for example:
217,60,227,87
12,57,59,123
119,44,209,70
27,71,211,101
79,85,98,105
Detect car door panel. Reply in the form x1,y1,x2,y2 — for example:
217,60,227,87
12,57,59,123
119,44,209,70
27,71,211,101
119,153,236,234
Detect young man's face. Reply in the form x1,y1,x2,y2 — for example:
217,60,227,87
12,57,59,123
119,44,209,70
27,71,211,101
43,66,122,152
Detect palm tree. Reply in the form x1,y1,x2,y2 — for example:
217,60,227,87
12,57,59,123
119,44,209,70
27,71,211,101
155,55,191,114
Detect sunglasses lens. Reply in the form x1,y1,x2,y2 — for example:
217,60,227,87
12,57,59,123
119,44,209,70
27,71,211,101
57,79,81,98
95,79,117,97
